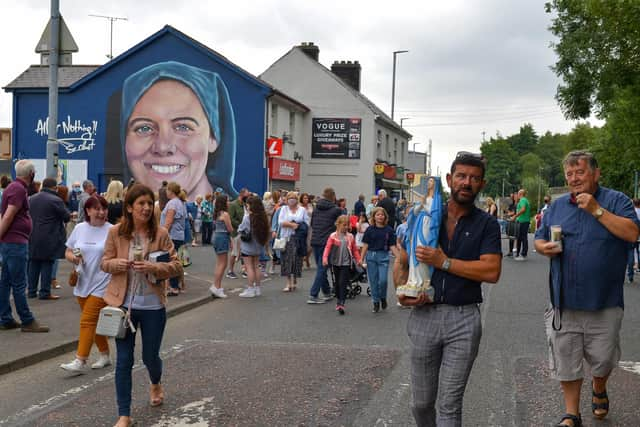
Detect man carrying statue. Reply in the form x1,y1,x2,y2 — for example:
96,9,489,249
394,152,502,427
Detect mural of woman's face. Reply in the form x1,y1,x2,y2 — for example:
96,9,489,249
125,79,217,197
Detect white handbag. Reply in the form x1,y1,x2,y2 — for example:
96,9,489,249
273,237,287,250
96,272,140,339
96,306,128,339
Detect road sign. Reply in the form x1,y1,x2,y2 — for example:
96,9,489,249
267,138,283,157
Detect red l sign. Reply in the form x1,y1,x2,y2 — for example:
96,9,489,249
267,138,283,157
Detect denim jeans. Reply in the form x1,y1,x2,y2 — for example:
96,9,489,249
170,240,184,290
309,244,330,297
627,247,635,281
28,259,54,298
366,250,390,303
115,307,166,417
0,243,35,326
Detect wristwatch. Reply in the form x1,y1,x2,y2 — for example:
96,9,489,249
594,207,605,220
441,258,451,271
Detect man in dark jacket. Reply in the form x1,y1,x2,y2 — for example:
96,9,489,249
27,178,70,300
377,189,396,228
354,194,366,217
307,187,342,304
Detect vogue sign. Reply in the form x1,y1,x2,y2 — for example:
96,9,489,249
269,158,300,181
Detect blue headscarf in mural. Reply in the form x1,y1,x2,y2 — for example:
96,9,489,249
405,176,443,277
121,61,238,197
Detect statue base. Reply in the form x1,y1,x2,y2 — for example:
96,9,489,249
396,284,434,301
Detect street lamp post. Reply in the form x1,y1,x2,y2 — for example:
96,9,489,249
391,50,409,121
400,117,410,128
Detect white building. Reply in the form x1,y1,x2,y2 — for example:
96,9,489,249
261,43,412,204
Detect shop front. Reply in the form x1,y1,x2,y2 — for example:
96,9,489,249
269,158,300,192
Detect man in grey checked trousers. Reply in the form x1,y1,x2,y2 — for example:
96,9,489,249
396,153,502,426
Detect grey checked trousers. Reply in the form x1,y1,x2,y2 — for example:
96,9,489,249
407,304,482,427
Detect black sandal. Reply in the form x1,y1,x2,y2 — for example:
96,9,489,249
555,413,582,427
592,388,609,419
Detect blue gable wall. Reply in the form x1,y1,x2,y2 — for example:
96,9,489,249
11,27,269,197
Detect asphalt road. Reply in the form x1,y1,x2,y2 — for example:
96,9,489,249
0,237,639,426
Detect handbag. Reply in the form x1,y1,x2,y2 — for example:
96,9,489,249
96,306,128,339
96,268,140,339
178,245,192,267
273,236,287,250
68,269,78,287
239,228,252,243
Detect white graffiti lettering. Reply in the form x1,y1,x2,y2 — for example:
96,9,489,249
279,164,295,177
34,115,98,154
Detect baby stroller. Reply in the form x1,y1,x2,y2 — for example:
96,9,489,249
329,263,367,299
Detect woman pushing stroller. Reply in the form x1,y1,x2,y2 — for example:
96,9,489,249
323,215,362,315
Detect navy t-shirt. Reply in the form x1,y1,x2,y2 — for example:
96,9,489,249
362,225,396,251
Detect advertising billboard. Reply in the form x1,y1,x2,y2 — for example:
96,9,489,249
311,118,361,159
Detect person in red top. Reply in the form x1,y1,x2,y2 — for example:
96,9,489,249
0,160,49,332
323,215,362,315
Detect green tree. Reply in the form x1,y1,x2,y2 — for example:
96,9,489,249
546,0,640,119
520,152,543,181
480,137,520,198
535,131,566,187
508,123,539,156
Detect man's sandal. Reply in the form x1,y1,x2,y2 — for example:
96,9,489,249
555,413,582,427
592,388,609,419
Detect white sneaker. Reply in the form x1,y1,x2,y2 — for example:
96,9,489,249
209,286,228,299
254,286,262,296
60,358,89,374
514,256,525,261
91,354,112,369
239,287,256,298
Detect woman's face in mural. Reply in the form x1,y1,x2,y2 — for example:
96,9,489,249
125,79,217,197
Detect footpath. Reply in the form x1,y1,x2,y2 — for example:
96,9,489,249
0,245,228,376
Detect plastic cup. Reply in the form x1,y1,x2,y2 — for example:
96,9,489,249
550,225,562,251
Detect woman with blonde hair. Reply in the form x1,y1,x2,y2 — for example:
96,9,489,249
101,184,182,427
278,191,309,291
105,180,124,225
485,196,498,217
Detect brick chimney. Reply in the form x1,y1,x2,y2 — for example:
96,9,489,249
331,60,361,91
298,42,319,61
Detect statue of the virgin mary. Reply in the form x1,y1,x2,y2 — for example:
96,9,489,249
396,176,442,301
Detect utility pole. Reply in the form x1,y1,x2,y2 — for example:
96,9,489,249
391,50,408,121
89,14,128,60
46,0,60,180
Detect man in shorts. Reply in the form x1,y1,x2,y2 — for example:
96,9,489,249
535,151,640,427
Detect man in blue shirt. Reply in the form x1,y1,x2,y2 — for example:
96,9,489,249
535,151,640,427
395,152,502,426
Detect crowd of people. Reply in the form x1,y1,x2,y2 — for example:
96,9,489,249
1,148,639,427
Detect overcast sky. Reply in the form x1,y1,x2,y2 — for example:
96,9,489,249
0,0,596,179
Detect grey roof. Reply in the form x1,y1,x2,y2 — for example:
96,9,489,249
3,65,99,91
294,48,412,140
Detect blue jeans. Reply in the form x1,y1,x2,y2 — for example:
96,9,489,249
0,243,35,326
52,258,59,279
28,259,54,298
310,244,331,297
516,222,529,257
366,250,390,303
115,307,166,417
170,240,183,290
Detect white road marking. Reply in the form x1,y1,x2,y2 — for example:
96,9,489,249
151,397,219,427
619,361,640,376
0,343,191,426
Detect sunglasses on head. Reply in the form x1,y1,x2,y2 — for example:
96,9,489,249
455,151,484,161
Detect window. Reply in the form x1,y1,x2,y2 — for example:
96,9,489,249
377,129,382,142
271,103,278,135
401,141,405,165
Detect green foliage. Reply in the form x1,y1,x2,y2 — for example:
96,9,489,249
520,153,543,180
546,0,640,120
509,124,539,156
535,132,566,187
480,137,519,197
522,175,548,214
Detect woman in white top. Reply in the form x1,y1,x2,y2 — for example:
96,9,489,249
60,195,113,374
278,191,310,291
300,192,314,269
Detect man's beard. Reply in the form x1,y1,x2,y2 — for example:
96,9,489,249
451,186,477,206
